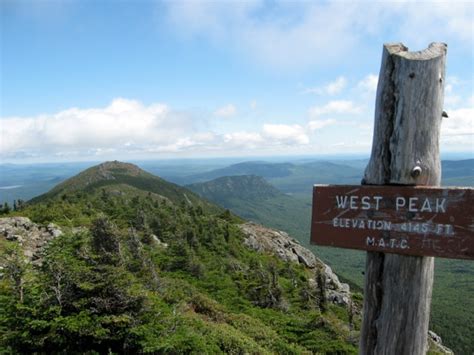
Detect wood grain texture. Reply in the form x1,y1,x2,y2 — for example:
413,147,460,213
360,43,447,355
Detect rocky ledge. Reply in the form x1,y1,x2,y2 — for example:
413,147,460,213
240,222,352,307
0,217,62,264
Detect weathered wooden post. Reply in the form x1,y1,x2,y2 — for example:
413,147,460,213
360,43,447,354
311,42,474,353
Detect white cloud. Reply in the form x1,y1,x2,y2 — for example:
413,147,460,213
214,104,237,118
223,131,263,149
162,1,473,71
468,95,474,106
444,93,462,107
440,107,474,151
309,100,363,118
394,2,474,46
262,124,309,145
443,76,471,108
0,98,198,159
308,119,337,131
0,98,322,160
357,74,378,94
441,108,474,136
303,76,347,95
250,100,257,110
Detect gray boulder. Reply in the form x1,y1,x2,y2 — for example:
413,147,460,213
0,217,63,264
239,222,352,307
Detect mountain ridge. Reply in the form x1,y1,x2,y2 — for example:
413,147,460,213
29,161,218,212
187,175,283,201
186,175,311,235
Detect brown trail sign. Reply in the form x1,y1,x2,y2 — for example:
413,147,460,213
311,185,474,260
309,43,473,354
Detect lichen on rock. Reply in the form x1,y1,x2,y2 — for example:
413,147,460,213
239,222,352,307
0,217,62,264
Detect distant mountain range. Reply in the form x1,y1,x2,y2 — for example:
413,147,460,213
2,158,472,205
181,159,473,195
187,175,282,203
187,175,311,235
181,160,363,194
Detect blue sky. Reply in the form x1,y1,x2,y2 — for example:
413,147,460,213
1,0,473,162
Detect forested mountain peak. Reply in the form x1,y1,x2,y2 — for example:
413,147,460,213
29,161,215,210
32,160,154,196
187,175,283,201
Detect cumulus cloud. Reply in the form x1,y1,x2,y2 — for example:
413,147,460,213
443,76,472,108
0,98,199,159
262,124,309,145
308,119,337,131
440,107,474,151
0,98,318,160
441,108,474,137
357,74,378,94
214,104,237,118
468,95,474,106
308,100,363,118
303,76,347,96
162,1,473,71
223,131,263,149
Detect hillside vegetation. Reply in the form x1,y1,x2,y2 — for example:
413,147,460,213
187,175,311,235
188,160,473,353
0,161,360,354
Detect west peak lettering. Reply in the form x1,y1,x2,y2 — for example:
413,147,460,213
335,195,447,213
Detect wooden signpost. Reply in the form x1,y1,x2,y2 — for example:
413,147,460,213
312,185,473,260
311,43,473,354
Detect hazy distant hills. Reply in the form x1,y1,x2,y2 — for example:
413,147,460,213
2,158,472,205
183,161,294,182
187,175,311,235
442,159,474,177
182,158,474,193
183,160,363,196
182,159,473,195
441,159,474,186
187,175,282,202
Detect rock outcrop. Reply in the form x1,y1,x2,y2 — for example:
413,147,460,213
428,330,454,354
0,217,62,264
239,222,454,354
240,222,352,307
